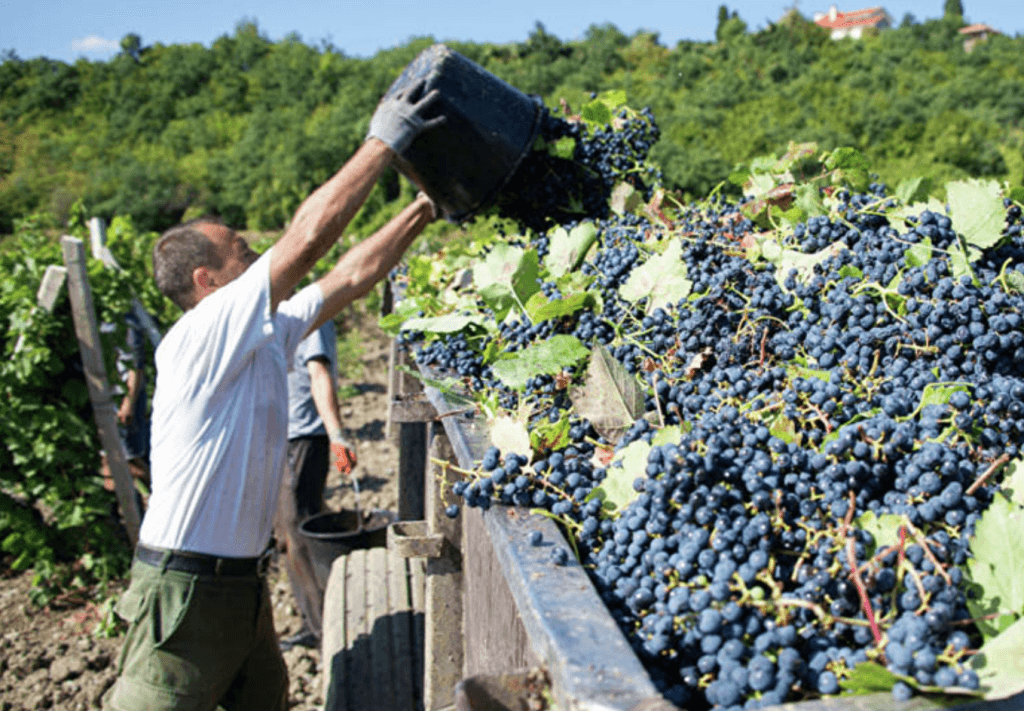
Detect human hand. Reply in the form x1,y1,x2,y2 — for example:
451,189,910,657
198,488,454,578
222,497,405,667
329,431,357,476
367,78,446,155
416,191,439,221
117,397,133,426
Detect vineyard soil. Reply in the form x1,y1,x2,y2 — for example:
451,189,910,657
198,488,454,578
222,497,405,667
0,311,400,711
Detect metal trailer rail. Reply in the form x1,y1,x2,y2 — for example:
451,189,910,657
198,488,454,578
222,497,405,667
363,331,1024,711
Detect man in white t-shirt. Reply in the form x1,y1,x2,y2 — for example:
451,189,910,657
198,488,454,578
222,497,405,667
103,80,443,711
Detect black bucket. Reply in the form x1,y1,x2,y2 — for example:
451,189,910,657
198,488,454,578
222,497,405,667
298,509,396,590
382,43,543,222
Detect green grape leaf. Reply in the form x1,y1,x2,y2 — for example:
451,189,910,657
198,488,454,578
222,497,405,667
530,415,571,453
1005,270,1024,294
794,183,826,218
908,382,970,419
652,425,684,447
400,313,485,334
473,243,540,321
490,335,590,391
824,147,871,192
1001,457,1024,508
905,237,934,269
581,100,612,126
949,241,979,286
970,615,1024,700
489,414,532,464
839,662,901,695
894,176,934,205
841,662,982,700
549,137,576,160
966,494,1024,640
947,179,1006,251
764,240,843,289
611,182,643,216
570,344,646,445
589,439,647,514
618,239,692,313
545,222,600,278
855,511,905,557
526,291,597,323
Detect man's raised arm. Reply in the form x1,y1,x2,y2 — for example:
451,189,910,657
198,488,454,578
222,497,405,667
305,193,436,335
269,80,443,312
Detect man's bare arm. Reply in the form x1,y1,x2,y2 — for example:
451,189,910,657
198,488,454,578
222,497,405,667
307,358,343,436
268,140,392,312
304,194,435,335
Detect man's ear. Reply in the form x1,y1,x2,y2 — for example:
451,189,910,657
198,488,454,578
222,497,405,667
193,265,214,292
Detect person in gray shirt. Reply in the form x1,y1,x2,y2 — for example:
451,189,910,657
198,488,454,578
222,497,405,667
276,317,356,650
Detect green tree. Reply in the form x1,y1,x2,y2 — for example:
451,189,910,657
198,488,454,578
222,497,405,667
716,6,730,41
944,0,964,22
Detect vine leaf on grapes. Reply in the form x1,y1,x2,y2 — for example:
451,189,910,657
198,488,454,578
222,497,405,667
545,222,600,278
589,438,647,514
569,344,646,445
489,409,533,466
823,147,871,193
473,242,540,322
966,494,1024,640
760,238,843,290
400,313,487,336
842,662,983,700
525,291,596,323
969,615,1024,700
530,414,571,454
947,179,1006,253
902,382,970,422
395,365,474,407
490,335,590,391
618,239,692,314
652,425,685,446
886,197,948,226
855,511,904,557
611,182,642,216
905,236,934,269
894,176,934,206
1002,457,1024,508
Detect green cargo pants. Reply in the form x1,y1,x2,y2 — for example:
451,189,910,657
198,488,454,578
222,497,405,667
103,556,288,711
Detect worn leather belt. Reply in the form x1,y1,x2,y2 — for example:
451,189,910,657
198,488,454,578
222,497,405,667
134,543,272,577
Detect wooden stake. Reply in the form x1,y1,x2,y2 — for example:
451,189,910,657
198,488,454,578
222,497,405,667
61,236,141,545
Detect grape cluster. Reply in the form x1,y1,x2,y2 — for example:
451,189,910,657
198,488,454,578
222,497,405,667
398,111,1024,707
490,105,661,233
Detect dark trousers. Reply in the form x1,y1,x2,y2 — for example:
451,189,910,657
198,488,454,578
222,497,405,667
274,435,329,638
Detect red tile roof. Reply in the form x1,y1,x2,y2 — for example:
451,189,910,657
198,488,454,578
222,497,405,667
814,6,889,30
959,23,1000,36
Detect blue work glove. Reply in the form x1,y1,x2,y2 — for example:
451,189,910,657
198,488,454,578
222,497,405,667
367,78,446,154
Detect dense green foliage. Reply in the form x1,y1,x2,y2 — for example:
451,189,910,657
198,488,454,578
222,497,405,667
0,211,177,601
1,13,1023,237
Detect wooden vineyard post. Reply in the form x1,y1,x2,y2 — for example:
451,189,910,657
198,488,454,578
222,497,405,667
61,236,141,546
12,265,67,354
88,217,162,349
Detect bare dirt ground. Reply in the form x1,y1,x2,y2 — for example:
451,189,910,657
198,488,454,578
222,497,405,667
0,311,398,711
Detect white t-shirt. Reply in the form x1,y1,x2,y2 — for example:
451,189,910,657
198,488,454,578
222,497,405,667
139,248,323,557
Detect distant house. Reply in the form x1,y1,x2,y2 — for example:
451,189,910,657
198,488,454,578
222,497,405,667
959,23,1001,52
813,5,892,39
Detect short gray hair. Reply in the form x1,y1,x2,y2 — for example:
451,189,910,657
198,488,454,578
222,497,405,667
153,218,224,311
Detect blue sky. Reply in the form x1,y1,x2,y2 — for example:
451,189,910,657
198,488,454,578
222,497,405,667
0,0,1019,63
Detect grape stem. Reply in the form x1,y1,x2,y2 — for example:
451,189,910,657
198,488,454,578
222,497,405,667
846,536,883,645
965,452,1010,496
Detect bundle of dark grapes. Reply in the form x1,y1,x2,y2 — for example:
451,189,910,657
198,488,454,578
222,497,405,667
488,92,661,233
390,102,1024,710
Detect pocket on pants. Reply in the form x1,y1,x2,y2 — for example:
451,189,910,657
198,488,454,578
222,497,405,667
151,575,196,650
